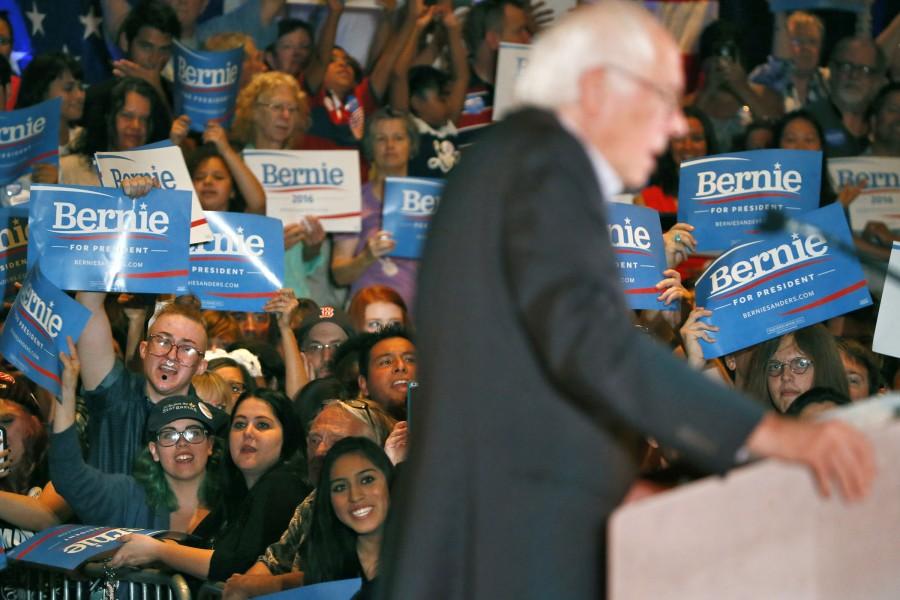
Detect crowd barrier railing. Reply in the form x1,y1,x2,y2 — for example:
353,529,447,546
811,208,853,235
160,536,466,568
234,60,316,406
0,560,191,599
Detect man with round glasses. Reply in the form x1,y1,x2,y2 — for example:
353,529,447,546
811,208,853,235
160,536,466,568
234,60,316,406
76,292,210,475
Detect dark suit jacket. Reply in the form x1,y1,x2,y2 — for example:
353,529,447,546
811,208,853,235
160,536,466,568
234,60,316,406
378,108,765,599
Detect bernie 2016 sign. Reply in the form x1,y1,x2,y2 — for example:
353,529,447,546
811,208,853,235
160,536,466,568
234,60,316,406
0,97,60,188
693,203,872,359
173,42,243,131
678,149,822,252
95,141,213,245
606,203,674,311
0,206,29,302
382,177,443,259
27,184,192,294
0,263,90,395
188,211,284,312
243,149,362,233
827,156,900,235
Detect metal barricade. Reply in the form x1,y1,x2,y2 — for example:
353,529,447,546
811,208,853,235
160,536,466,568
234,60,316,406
0,561,191,599
194,582,223,600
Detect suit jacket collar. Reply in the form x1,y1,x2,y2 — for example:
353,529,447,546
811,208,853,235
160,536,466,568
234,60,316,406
556,110,623,199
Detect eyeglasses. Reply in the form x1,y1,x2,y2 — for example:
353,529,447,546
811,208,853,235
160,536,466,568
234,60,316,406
256,102,301,115
156,425,208,447
146,334,202,366
604,63,682,116
766,357,814,377
303,341,343,355
831,60,879,78
229,382,245,396
341,399,376,434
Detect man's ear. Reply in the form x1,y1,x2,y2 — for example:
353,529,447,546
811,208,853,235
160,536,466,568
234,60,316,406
579,67,610,117
139,340,148,360
358,374,369,398
194,358,208,377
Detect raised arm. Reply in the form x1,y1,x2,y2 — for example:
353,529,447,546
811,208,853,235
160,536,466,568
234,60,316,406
389,6,434,110
74,292,116,392
260,0,287,26
204,121,266,214
305,0,345,94
442,10,470,124
369,0,424,101
100,0,131,46
265,289,309,399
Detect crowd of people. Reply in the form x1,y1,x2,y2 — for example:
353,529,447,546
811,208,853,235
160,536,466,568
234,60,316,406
0,0,897,598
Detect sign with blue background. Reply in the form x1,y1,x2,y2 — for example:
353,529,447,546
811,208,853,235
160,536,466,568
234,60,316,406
7,525,165,573
382,177,443,259
28,184,192,294
694,203,872,359
173,42,243,131
0,97,60,185
0,263,90,394
189,211,284,312
95,141,213,245
678,149,821,252
607,203,675,311
0,206,29,302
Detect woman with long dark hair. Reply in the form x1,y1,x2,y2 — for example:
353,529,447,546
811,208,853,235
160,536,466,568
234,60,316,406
107,389,308,582
301,436,394,596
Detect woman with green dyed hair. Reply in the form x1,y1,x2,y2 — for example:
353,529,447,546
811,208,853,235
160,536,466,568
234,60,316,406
50,340,226,535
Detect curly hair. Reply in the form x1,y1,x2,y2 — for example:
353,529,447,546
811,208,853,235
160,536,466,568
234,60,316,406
231,72,310,145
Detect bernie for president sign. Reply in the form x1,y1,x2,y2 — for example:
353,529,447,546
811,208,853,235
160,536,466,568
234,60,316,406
0,206,29,303
382,177,443,260
173,42,243,131
188,211,284,312
693,203,872,359
27,184,192,294
607,203,675,311
678,149,821,252
0,263,90,395
0,97,60,189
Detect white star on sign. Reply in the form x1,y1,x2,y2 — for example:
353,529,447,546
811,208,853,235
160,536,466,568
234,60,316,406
49,301,55,308
140,203,147,210
624,217,631,225
774,162,781,170
791,233,799,240
79,5,103,40
237,227,245,234
26,2,46,36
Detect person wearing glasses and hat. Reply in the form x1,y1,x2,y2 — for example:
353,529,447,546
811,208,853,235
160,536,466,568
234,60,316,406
296,306,355,381
51,340,227,535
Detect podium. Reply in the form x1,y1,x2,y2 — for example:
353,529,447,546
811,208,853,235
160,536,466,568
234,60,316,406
608,420,900,599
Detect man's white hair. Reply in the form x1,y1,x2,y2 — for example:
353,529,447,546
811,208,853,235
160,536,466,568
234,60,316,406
514,0,660,110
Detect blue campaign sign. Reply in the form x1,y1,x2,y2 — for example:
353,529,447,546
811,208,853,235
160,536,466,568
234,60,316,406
174,43,243,132
0,206,29,302
0,263,90,394
769,0,863,12
27,184,192,294
188,211,284,312
607,203,675,311
7,525,165,573
382,177,443,259
678,149,821,252
0,97,60,185
694,203,872,359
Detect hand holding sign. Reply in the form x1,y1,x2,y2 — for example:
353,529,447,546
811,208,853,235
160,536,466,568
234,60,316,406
108,534,165,569
367,230,396,259
680,306,718,370
663,223,696,267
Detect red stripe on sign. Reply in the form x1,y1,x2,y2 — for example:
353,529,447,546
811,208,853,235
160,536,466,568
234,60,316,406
22,354,60,383
0,245,27,260
189,256,248,262
624,287,659,295
27,149,60,165
17,306,50,339
191,218,208,227
317,211,362,220
272,186,344,193
715,258,828,300
209,292,278,299
11,525,80,559
698,192,796,205
781,280,867,315
120,270,188,279
615,248,652,256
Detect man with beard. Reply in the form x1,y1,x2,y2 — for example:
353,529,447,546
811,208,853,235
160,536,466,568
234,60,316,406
808,36,887,157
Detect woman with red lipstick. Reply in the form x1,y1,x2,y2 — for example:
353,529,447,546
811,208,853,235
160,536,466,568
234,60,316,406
108,389,307,583
301,436,394,597
743,324,850,414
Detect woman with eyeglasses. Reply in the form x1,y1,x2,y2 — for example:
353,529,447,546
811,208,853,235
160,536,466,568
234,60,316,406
743,324,849,413
331,109,420,311
300,436,395,597
231,71,337,306
105,389,309,583
0,371,72,550
51,340,227,536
